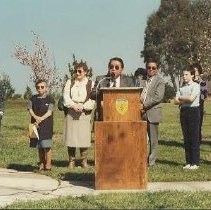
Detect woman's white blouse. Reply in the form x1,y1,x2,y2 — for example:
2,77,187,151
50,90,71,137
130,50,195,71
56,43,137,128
63,78,95,110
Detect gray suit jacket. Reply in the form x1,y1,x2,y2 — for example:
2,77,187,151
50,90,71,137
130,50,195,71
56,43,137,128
142,74,165,123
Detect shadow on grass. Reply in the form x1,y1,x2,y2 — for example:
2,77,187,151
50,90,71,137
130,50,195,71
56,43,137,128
52,160,68,167
201,140,211,146
156,159,181,166
53,159,95,168
202,160,211,165
7,163,36,172
159,139,183,148
3,125,26,131
59,171,95,189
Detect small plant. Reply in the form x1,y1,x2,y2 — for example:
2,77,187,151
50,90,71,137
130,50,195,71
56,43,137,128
23,86,33,100
163,83,176,103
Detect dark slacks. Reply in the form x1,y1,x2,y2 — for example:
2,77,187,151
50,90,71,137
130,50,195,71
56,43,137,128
0,115,2,136
199,101,204,142
180,107,200,165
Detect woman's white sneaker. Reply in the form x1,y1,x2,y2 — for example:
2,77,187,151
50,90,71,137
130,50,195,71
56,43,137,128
183,164,191,169
189,165,199,170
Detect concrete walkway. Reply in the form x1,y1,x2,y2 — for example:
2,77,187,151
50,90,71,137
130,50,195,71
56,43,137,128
0,168,211,208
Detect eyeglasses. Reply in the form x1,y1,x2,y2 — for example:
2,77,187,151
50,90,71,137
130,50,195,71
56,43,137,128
109,65,120,70
36,85,45,90
147,66,157,70
74,69,83,74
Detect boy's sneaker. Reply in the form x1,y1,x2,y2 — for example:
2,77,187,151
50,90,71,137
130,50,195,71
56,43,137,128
189,165,199,170
183,164,191,169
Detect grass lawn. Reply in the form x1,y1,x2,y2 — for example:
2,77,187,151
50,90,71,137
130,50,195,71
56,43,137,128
5,191,211,209
1,99,211,209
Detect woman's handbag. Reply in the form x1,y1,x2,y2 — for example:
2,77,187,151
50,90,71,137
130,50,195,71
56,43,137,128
28,123,39,139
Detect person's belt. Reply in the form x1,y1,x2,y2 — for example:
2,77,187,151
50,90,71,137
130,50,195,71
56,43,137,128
69,108,92,115
180,106,199,110
83,109,92,115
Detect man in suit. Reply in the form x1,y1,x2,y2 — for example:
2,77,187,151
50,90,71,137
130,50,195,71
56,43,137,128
140,58,165,166
91,57,134,120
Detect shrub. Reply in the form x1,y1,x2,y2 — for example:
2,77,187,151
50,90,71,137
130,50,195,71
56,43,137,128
163,83,175,103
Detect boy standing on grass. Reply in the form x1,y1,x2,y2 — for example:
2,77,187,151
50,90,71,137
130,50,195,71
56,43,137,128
174,65,200,170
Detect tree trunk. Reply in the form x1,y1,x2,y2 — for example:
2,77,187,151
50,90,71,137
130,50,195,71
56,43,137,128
170,73,178,92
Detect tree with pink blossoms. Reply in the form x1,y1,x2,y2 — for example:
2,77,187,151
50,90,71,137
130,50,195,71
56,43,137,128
13,31,62,92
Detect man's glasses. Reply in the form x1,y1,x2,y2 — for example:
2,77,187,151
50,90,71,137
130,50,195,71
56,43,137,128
147,66,157,70
74,69,83,74
36,85,45,90
109,65,120,70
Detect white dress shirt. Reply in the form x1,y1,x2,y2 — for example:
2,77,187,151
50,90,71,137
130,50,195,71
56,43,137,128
110,76,120,87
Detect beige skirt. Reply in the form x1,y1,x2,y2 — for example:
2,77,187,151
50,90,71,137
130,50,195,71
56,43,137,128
63,109,92,147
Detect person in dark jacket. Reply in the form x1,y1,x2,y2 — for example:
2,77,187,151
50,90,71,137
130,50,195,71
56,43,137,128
0,90,3,138
134,67,147,87
193,63,208,143
28,79,55,171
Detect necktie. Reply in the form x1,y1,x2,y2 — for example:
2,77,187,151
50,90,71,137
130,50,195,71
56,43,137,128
142,78,151,101
113,79,116,87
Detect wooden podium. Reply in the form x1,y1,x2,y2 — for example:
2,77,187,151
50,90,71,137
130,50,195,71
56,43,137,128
95,87,147,190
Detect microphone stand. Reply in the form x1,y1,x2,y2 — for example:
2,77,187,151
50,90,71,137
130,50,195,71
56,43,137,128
95,76,111,120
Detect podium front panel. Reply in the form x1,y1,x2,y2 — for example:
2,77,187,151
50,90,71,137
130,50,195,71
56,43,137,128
95,121,147,190
101,88,142,121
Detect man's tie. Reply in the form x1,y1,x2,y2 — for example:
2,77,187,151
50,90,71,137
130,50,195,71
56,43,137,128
113,79,116,87
141,78,152,102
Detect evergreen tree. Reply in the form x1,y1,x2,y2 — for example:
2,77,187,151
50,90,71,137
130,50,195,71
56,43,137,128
23,86,33,100
0,73,15,99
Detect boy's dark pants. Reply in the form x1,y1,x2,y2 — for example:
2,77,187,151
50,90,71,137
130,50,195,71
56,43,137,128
199,101,204,142
0,115,2,136
180,107,200,165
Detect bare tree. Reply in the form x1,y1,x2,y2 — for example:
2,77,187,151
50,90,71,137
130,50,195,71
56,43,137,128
12,31,62,92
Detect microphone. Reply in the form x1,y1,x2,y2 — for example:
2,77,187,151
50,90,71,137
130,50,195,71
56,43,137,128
96,76,111,90
94,76,112,120
109,72,115,83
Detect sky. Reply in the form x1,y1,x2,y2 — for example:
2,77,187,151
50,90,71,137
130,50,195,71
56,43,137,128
0,0,160,94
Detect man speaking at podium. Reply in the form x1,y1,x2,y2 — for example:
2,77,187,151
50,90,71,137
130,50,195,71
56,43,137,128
91,57,134,120
91,57,135,120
